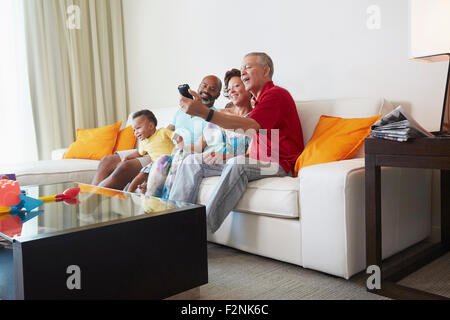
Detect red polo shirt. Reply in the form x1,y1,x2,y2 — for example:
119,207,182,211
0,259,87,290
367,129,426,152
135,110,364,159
248,81,304,173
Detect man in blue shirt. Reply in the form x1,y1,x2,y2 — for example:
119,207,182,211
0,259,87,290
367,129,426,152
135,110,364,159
168,75,221,145
91,75,222,190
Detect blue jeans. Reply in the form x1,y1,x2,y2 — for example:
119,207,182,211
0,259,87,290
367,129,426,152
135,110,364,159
168,154,288,233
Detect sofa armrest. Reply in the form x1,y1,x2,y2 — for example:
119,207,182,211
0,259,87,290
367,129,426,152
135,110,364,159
51,148,68,160
298,158,431,279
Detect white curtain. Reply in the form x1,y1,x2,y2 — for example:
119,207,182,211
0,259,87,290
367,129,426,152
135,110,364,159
23,0,130,160
0,0,38,165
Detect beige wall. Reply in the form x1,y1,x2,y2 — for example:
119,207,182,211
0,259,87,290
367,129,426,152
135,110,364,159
122,0,445,239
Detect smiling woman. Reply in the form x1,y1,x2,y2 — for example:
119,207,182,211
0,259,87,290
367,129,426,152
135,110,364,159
0,0,38,165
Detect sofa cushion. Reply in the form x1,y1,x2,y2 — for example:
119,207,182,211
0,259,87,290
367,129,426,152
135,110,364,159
297,98,394,145
2,159,99,186
113,126,136,152
197,175,300,218
293,114,381,175
63,121,122,160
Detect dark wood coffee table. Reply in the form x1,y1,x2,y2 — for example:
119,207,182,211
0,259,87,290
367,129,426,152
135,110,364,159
0,182,207,300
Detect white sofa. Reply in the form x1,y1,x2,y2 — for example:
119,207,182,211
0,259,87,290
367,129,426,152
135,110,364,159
2,98,432,279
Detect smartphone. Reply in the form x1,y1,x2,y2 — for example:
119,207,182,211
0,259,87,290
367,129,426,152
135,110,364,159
178,84,193,99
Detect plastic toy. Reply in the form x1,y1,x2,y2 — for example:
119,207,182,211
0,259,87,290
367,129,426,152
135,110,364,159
1,174,16,181
0,178,21,207
0,212,11,220
0,215,22,239
38,187,80,202
0,179,80,214
13,209,44,224
0,193,44,214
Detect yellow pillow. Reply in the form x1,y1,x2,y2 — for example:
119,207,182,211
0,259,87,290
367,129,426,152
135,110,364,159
113,126,136,152
63,121,122,160
294,114,381,176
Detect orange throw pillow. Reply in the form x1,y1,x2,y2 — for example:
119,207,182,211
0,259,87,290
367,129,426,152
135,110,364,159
63,121,122,160
113,126,136,152
294,115,381,176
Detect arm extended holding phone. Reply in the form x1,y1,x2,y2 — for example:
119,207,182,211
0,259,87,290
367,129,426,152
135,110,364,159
178,83,214,120
177,83,260,133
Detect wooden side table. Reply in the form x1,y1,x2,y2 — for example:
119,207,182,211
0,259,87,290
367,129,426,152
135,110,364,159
365,137,450,299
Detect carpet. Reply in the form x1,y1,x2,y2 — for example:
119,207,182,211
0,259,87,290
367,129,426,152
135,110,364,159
198,243,388,300
398,252,450,298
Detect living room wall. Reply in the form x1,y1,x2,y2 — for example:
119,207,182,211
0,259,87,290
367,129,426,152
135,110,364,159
122,0,447,130
122,0,445,240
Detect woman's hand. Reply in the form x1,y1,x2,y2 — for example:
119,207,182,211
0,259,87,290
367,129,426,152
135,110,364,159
203,152,228,166
173,133,184,148
137,182,147,194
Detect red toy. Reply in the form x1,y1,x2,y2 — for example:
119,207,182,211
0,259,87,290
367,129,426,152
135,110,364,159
38,187,81,202
0,178,21,207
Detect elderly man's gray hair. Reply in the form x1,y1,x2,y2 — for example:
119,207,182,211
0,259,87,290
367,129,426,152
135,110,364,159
245,52,274,79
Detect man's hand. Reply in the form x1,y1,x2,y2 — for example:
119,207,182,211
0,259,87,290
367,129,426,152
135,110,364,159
181,92,261,132
179,89,210,119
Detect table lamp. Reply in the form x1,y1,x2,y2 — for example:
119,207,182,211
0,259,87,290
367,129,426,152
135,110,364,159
410,0,450,134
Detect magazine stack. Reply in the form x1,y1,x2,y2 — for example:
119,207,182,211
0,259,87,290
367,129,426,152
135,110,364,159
370,106,434,142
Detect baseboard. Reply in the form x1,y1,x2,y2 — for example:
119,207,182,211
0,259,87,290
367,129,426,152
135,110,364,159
428,226,441,243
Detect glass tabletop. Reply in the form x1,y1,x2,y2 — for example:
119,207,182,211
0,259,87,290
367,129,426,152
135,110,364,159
0,182,198,243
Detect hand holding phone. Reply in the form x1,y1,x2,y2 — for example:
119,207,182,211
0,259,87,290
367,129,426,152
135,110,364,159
178,84,194,99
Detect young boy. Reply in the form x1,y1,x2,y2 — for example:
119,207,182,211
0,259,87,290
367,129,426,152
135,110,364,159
126,109,179,192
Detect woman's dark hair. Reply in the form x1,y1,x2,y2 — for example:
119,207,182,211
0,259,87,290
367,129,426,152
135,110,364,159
132,109,157,127
223,68,241,98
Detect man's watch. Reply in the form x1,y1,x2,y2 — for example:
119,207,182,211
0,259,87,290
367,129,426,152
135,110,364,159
206,109,215,122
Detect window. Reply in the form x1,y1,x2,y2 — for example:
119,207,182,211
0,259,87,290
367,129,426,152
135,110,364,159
0,0,38,165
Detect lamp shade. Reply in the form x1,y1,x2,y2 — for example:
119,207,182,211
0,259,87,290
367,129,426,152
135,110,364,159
410,0,450,58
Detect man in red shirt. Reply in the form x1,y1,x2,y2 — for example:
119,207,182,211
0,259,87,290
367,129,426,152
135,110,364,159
169,52,304,233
